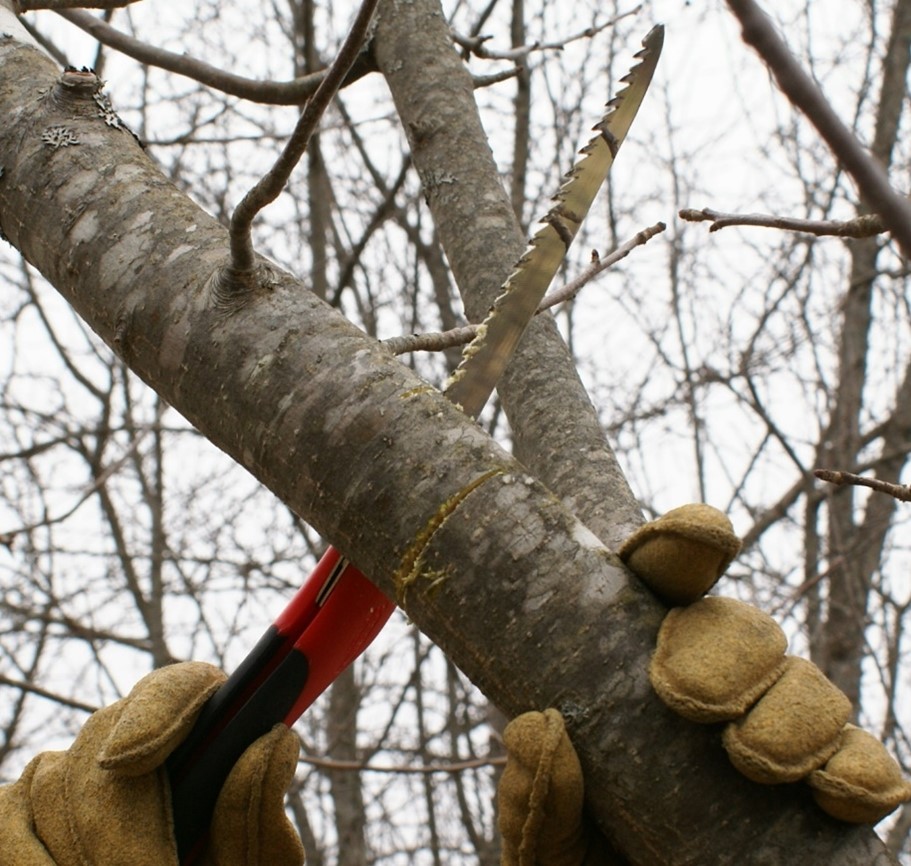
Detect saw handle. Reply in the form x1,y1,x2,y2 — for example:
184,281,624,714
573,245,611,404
166,548,394,864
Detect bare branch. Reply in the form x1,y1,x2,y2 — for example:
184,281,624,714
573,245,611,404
22,0,138,8
0,674,97,713
724,0,911,259
383,221,665,355
471,66,522,88
56,9,374,105
814,468,911,502
0,409,162,546
383,325,477,357
451,5,641,61
542,220,666,308
300,753,506,774
226,0,380,279
680,207,885,238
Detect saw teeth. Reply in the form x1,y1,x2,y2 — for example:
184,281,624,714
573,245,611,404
442,25,663,417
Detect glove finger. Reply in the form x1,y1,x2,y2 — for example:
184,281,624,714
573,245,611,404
209,724,304,866
722,656,851,784
499,709,587,866
809,725,911,823
30,718,179,866
100,662,227,776
0,758,58,866
618,504,740,604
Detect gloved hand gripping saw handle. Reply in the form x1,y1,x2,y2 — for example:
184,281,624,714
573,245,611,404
166,547,394,864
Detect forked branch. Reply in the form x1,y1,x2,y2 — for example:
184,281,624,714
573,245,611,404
725,0,911,258
226,0,380,284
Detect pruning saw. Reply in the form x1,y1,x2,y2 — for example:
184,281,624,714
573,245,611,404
168,25,662,863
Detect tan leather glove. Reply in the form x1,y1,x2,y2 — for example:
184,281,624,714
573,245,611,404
495,502,910,866
625,503,911,824
498,709,623,866
618,503,740,605
0,661,305,866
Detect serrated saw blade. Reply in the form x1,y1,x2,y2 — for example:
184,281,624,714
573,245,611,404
444,24,664,419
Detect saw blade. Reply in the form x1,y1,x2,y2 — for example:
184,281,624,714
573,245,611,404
444,24,664,419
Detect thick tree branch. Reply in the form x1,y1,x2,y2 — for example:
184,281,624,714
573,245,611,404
372,0,643,549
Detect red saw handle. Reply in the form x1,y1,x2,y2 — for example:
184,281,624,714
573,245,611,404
167,547,394,864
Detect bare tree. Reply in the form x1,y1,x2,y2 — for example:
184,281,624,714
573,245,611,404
0,0,909,863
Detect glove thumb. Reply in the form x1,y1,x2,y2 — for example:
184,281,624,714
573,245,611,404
498,709,587,866
208,724,305,866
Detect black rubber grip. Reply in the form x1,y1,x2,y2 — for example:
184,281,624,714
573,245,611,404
168,646,309,862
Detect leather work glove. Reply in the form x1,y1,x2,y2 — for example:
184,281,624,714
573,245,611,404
0,661,304,866
620,503,911,823
497,503,911,866
498,708,623,866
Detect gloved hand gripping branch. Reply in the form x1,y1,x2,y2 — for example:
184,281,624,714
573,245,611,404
621,503,911,823
497,504,911,866
4,506,909,866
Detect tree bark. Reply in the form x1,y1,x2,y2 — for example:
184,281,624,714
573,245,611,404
327,666,369,865
0,9,896,864
371,0,643,550
814,0,911,706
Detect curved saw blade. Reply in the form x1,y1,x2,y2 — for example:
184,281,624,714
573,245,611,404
444,24,664,419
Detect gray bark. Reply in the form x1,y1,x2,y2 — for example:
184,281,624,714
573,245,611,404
813,0,911,706
371,0,643,550
0,11,896,865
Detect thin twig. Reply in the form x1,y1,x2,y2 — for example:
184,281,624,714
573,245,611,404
0,674,97,713
471,67,522,88
451,5,641,61
228,0,380,277
383,325,477,357
23,0,137,8
724,0,911,259
543,220,666,308
300,753,506,774
814,468,911,502
680,208,885,238
383,221,665,355
0,408,166,548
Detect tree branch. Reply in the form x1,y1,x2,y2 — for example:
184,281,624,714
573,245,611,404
225,0,380,281
724,0,911,259
373,0,644,549
300,753,506,774
450,5,641,61
680,207,885,238
382,221,666,356
55,8,375,105
0,674,97,714
815,469,911,503
22,0,138,8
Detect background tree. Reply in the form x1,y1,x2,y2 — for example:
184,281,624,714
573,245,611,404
0,0,909,863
